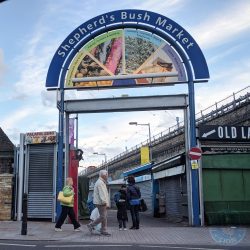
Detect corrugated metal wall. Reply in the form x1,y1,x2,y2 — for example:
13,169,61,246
136,180,152,213
203,154,250,225
159,175,187,221
27,144,55,219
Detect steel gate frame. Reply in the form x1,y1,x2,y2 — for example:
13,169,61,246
56,94,202,226
45,9,210,226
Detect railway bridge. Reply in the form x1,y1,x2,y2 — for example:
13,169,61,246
84,87,250,225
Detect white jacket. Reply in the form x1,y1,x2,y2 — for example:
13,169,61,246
93,177,109,206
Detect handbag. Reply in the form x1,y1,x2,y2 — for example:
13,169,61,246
129,199,140,206
57,191,73,204
139,199,148,212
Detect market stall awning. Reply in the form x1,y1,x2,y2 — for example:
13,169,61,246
123,163,152,177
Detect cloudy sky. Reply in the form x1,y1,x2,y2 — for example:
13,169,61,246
0,0,249,168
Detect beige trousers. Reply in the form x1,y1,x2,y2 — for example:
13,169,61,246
90,205,108,233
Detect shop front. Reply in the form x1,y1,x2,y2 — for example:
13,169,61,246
202,151,250,225
152,154,188,222
16,132,57,221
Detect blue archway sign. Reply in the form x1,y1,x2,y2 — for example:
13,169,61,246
46,9,209,89
46,9,209,226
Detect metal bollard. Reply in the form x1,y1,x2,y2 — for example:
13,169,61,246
21,193,27,235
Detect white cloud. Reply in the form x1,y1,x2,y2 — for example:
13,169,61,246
135,0,185,15
45,1,98,27
0,48,6,85
12,43,56,100
75,108,183,168
196,68,250,113
6,128,20,145
1,107,36,130
41,90,57,107
191,2,250,49
207,43,244,65
1,101,58,144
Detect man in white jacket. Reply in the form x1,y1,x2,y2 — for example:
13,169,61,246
87,170,111,236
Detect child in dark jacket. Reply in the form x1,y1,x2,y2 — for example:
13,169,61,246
114,185,128,230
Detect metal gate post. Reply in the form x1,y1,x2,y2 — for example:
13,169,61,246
21,193,28,235
17,134,25,221
184,108,193,225
76,114,78,149
56,89,65,220
197,138,204,226
65,112,70,182
52,143,58,222
188,81,200,226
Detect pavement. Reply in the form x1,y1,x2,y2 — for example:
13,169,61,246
0,210,249,247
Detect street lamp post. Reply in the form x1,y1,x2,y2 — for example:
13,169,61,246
176,116,180,129
129,122,152,163
93,152,108,170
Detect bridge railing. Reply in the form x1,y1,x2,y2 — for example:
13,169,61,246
196,86,250,124
83,86,249,175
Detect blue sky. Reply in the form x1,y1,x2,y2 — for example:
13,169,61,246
0,0,250,168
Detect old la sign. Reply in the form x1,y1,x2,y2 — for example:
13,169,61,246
199,125,250,142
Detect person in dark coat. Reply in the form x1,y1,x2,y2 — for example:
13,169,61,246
115,184,128,230
126,176,141,229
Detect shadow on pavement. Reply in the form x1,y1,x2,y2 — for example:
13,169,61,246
80,209,188,228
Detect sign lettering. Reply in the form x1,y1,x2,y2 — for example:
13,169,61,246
57,12,194,59
199,125,250,141
25,131,57,144
202,145,250,153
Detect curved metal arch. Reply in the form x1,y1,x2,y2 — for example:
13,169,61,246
46,9,209,89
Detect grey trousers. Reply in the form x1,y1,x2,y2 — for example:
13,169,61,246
90,205,108,233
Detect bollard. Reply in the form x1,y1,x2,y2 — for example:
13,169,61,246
21,193,27,235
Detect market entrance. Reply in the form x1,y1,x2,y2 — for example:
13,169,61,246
64,95,190,221
45,9,209,226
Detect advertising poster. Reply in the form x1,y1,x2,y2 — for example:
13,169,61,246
65,28,187,89
69,118,75,148
141,146,150,165
25,131,57,144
